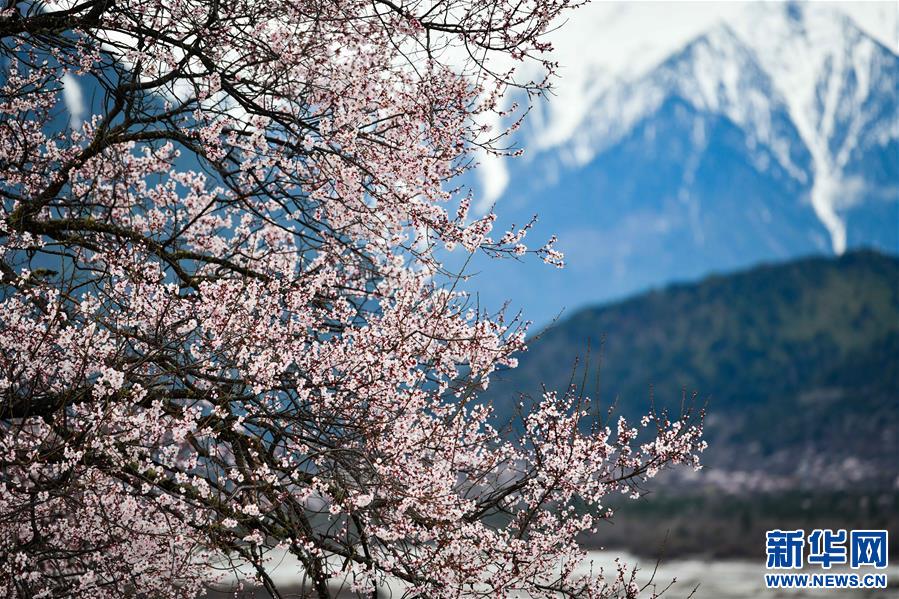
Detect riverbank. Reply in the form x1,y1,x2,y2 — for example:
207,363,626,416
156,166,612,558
579,489,899,559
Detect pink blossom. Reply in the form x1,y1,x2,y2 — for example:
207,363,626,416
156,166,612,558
0,0,702,597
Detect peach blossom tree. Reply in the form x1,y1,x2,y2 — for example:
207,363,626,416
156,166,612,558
0,1,704,597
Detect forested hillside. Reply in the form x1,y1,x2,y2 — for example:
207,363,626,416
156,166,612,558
486,250,899,489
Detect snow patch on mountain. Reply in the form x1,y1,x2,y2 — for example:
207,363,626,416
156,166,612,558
729,3,897,253
561,24,807,183
482,2,899,254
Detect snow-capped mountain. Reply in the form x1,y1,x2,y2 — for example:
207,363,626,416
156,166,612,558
470,2,898,326
566,3,899,249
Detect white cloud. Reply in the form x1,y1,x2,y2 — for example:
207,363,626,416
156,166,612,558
61,73,85,129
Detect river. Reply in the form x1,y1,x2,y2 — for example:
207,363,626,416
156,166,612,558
213,549,899,597
584,550,899,598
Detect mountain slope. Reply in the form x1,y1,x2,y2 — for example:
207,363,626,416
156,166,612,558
534,2,899,255
468,3,898,329
483,250,899,490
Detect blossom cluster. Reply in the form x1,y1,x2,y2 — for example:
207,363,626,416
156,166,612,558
0,0,702,597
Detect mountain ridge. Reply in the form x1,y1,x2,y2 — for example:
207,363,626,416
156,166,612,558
464,3,898,328
541,2,898,253
483,250,899,491
535,5,898,192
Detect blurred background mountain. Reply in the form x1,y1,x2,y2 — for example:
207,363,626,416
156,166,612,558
481,250,898,556
460,1,898,559
460,2,897,328
485,250,898,489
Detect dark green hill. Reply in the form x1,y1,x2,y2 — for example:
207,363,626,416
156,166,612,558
484,250,899,488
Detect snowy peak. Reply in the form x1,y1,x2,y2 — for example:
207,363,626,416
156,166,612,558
661,23,775,115
652,23,808,182
561,22,805,182
538,2,898,254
